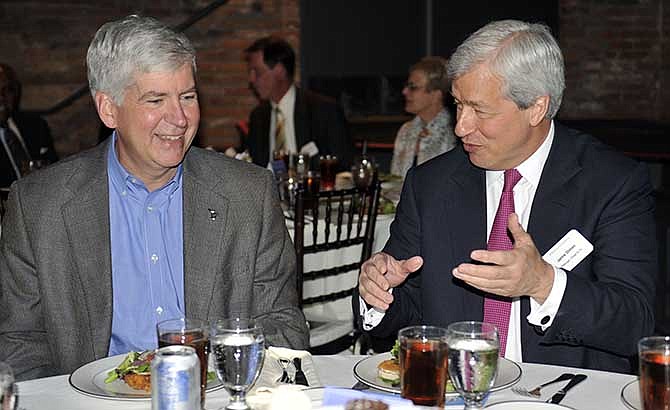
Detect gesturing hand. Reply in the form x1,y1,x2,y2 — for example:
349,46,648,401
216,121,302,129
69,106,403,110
452,213,554,303
358,252,423,310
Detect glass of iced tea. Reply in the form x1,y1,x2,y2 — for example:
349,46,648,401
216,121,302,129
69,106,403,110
398,325,449,407
319,155,338,191
157,318,209,407
638,335,670,410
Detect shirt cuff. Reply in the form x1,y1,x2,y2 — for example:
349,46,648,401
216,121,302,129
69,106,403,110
526,265,567,330
359,288,393,331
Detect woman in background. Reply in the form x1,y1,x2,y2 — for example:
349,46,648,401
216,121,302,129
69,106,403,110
390,57,457,178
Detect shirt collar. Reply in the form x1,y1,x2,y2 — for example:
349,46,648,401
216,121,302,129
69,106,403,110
486,120,555,188
107,131,183,196
272,84,296,114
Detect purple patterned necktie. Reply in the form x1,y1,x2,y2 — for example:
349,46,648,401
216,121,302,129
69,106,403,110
483,168,522,356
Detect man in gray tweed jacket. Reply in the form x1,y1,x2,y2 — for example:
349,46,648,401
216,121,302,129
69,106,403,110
0,15,308,381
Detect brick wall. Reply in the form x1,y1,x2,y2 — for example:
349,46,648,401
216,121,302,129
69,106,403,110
558,0,669,121
0,0,667,157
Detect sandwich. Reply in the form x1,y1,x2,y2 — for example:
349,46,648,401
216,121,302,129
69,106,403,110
104,350,154,392
377,340,400,385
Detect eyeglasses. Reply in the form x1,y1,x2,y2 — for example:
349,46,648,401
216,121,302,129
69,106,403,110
404,82,428,92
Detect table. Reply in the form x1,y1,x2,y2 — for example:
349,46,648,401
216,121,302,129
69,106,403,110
16,355,638,409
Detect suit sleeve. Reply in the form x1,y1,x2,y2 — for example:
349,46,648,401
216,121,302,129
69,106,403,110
543,161,657,357
251,171,310,349
353,168,424,338
0,186,56,380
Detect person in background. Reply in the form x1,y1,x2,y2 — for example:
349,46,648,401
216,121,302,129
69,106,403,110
244,36,353,172
355,19,656,373
390,57,457,178
0,63,58,188
0,14,308,381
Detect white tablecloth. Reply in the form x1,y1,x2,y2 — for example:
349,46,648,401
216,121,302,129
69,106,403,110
16,355,637,410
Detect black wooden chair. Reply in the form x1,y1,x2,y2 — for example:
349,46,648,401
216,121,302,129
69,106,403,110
293,179,382,354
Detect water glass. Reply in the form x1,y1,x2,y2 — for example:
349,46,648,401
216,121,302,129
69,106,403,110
210,318,265,410
351,155,376,190
0,362,16,410
447,321,499,409
156,318,209,407
638,335,670,410
398,325,449,407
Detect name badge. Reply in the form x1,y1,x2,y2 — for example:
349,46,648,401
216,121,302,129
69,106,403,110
542,229,593,271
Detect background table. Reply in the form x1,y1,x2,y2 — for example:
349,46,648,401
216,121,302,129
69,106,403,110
16,355,638,409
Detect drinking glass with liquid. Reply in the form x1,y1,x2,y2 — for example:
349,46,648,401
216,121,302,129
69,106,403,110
638,335,670,410
398,325,449,407
156,318,209,407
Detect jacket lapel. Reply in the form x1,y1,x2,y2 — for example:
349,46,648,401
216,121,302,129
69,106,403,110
61,143,113,359
182,152,230,320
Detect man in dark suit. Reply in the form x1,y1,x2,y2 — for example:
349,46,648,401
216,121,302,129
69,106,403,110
355,20,656,373
0,63,58,188
244,36,353,171
0,15,308,381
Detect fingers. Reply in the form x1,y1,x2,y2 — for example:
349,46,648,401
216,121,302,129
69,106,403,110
358,253,422,310
400,256,423,274
507,213,530,246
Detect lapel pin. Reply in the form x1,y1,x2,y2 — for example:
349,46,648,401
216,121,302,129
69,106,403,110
208,208,217,221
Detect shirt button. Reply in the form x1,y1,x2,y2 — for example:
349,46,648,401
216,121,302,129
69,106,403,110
147,205,153,212
156,306,163,315
151,254,159,264
121,190,127,196
541,315,550,325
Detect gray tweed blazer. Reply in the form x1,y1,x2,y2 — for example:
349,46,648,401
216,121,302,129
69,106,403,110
0,140,308,380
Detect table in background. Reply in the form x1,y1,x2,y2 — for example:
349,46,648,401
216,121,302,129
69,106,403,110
16,355,638,409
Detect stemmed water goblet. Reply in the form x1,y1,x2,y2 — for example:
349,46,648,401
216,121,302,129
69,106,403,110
210,318,265,410
446,321,499,409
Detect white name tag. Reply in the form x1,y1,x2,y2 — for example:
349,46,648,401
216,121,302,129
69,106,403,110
542,229,593,271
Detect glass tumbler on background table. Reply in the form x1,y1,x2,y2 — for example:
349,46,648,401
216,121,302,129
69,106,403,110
638,335,670,410
210,318,265,410
351,155,376,190
156,318,209,406
447,321,499,410
398,325,449,407
319,155,338,191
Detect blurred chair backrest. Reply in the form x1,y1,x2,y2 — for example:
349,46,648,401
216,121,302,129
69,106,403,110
293,179,382,309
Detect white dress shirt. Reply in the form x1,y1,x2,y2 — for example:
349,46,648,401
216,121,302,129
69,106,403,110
360,121,567,363
267,85,297,169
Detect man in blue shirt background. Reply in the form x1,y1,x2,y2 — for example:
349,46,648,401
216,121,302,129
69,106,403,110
0,14,308,380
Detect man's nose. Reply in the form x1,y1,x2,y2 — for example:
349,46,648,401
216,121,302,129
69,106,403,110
166,99,188,127
454,107,475,137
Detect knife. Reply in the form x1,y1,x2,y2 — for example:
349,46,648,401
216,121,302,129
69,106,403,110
547,374,587,404
293,357,309,386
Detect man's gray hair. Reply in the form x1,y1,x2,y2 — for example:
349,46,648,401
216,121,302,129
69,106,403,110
448,20,565,119
86,15,197,104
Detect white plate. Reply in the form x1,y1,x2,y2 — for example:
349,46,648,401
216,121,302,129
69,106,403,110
621,379,641,410
352,352,522,396
486,401,576,409
69,354,224,401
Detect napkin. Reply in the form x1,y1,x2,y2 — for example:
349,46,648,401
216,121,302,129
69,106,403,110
252,347,321,391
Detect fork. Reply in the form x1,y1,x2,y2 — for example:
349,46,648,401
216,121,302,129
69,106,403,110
276,358,294,384
511,373,575,397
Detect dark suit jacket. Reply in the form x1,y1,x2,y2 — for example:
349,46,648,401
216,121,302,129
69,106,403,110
246,88,353,171
0,141,309,380
354,123,657,373
0,111,58,188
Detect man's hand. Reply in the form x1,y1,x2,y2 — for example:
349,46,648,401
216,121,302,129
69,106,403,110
452,213,554,303
359,252,423,310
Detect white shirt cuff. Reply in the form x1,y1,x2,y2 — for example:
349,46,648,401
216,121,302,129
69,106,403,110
527,265,567,330
359,288,393,330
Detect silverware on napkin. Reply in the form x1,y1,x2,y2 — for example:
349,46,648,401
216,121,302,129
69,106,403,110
547,374,587,404
293,357,309,386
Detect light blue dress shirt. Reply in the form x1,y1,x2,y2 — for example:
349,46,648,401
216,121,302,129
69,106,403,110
107,133,185,355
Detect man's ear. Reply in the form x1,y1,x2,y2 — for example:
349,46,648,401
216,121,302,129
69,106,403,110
529,95,550,126
94,92,118,129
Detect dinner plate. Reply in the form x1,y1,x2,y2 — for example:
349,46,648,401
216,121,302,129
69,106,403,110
485,401,576,409
69,353,224,401
352,352,522,396
621,379,641,410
